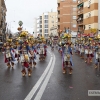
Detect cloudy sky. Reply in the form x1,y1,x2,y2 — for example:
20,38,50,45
5,0,57,34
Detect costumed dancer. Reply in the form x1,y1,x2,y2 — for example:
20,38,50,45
43,40,47,57
94,44,100,69
19,41,32,76
61,42,73,74
14,42,20,62
29,42,37,68
51,40,54,51
80,44,85,59
3,42,15,68
86,44,94,64
84,43,88,63
38,40,45,61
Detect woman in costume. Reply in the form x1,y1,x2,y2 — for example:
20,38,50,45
38,40,45,61
3,41,15,68
19,41,32,76
61,42,73,74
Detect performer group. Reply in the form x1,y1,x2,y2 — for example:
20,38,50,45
2,31,47,77
2,28,100,77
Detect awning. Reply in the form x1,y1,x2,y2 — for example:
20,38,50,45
82,33,94,37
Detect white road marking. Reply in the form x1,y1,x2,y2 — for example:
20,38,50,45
24,53,53,100
34,54,56,100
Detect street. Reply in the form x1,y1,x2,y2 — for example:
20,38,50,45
0,48,100,100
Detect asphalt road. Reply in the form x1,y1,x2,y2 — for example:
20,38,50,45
0,48,100,100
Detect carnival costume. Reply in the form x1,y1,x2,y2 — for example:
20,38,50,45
3,42,15,68
29,43,37,67
19,42,32,76
61,43,73,74
38,41,46,61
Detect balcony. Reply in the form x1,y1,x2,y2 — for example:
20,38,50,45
77,0,83,5
57,0,60,3
77,21,83,25
77,9,83,15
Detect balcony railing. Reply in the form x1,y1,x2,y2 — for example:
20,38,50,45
77,9,83,15
77,21,83,25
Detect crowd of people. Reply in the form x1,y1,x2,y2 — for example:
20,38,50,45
2,31,100,77
2,36,47,77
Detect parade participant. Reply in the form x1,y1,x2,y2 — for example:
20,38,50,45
43,40,47,57
80,44,85,59
38,40,45,61
61,42,73,74
84,43,88,63
3,41,15,68
94,44,100,68
14,42,20,62
19,41,32,76
86,44,94,64
51,40,54,51
29,42,36,68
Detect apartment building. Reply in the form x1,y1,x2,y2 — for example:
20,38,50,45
98,0,100,34
49,12,58,36
57,0,78,36
77,0,98,36
77,0,84,35
83,0,98,34
33,18,37,38
36,12,57,38
0,0,7,42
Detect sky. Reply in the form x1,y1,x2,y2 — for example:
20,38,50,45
5,0,57,34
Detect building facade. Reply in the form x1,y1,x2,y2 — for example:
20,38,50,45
0,0,7,42
57,0,78,36
33,18,37,38
77,0,98,35
36,12,57,38
83,0,98,34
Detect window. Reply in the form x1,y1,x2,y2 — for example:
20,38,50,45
44,15,48,19
73,7,77,11
73,24,77,28
45,29,48,33
89,25,91,29
39,29,42,32
73,16,77,19
45,34,49,37
45,25,48,28
44,20,48,23
40,16,42,19
40,25,42,28
40,21,42,24
73,0,76,2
